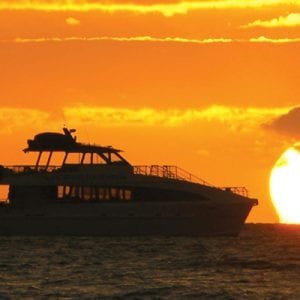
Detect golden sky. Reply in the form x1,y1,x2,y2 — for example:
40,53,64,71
1,0,300,222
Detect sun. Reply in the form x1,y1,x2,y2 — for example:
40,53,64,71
270,145,300,224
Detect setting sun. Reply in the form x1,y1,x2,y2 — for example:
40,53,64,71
270,145,300,224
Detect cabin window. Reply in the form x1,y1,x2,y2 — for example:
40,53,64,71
57,186,64,198
99,188,110,200
70,186,76,198
124,189,132,200
57,185,78,199
98,188,104,200
78,187,83,199
82,186,89,200
65,186,70,197
57,185,132,201
111,188,117,199
91,187,97,200
0,185,9,202
119,189,132,200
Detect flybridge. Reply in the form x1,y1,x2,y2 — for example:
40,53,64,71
24,128,123,154
23,128,131,168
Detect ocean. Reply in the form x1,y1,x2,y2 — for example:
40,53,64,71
0,224,299,299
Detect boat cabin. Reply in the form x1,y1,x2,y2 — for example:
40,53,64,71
6,128,134,206
24,128,132,171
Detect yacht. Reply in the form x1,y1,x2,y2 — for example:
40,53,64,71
0,128,258,236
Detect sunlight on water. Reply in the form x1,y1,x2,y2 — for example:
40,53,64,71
0,224,299,298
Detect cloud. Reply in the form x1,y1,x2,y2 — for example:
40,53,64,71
65,17,80,26
243,13,300,28
0,1,300,17
0,105,292,134
11,36,233,44
249,36,300,43
7,35,300,45
0,108,51,133
63,105,290,130
266,107,300,138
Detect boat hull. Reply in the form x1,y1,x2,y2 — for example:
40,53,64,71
0,200,254,236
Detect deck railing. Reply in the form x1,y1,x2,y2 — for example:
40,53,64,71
222,186,249,198
133,165,212,186
133,165,249,197
4,165,60,173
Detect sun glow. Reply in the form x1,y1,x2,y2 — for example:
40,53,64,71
270,146,300,223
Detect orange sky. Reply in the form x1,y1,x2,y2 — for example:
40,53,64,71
1,0,300,222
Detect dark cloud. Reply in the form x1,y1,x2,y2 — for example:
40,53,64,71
266,107,300,138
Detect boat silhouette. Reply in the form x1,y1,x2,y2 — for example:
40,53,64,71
0,128,258,236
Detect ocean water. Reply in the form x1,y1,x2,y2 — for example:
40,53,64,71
0,224,299,299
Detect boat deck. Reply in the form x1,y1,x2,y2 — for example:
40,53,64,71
1,164,249,197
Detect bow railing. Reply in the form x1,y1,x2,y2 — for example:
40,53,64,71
133,165,248,197
133,165,212,186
